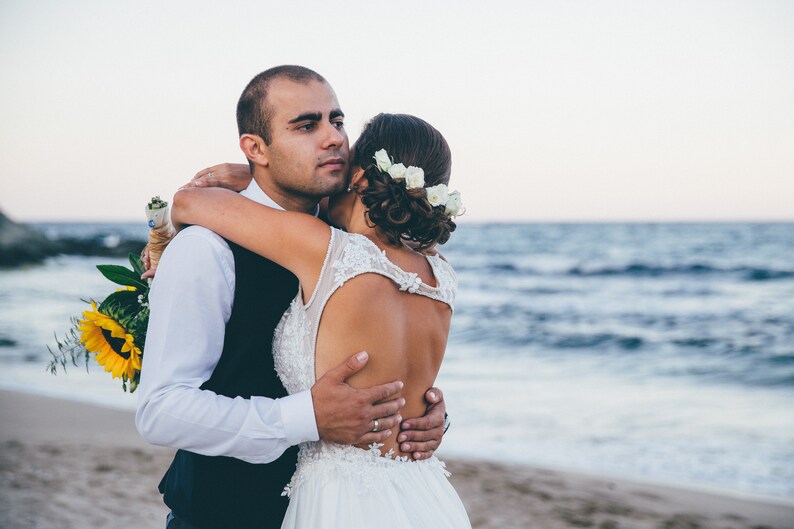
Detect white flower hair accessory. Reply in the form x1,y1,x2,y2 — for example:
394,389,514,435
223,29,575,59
387,163,407,181
425,184,448,207
371,149,465,217
404,166,425,189
373,149,392,172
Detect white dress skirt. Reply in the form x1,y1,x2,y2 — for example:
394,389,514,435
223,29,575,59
280,442,471,529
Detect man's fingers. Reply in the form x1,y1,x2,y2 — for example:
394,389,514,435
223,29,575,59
361,380,403,404
356,430,393,445
400,438,440,455
400,412,444,432
398,425,443,443
367,413,401,435
323,352,369,383
141,268,157,280
369,396,404,419
425,387,444,404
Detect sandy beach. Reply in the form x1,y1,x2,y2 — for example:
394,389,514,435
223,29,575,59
0,389,791,529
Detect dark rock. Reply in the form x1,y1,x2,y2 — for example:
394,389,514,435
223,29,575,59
52,237,144,258
0,210,146,268
0,210,58,267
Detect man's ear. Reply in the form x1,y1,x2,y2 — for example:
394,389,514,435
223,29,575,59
240,134,269,167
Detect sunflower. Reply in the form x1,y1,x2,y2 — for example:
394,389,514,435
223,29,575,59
78,302,142,380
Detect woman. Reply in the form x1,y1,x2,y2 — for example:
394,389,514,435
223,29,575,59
172,113,470,528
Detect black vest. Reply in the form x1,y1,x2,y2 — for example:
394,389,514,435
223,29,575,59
158,241,300,529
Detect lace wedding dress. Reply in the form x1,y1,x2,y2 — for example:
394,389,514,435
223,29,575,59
273,228,472,529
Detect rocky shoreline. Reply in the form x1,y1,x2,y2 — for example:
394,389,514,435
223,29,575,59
0,211,144,268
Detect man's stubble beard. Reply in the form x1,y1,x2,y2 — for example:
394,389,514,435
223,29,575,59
267,146,350,205
270,167,348,205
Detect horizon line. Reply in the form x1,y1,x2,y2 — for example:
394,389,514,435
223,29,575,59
14,217,794,225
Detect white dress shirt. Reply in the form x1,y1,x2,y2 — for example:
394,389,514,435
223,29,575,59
135,181,319,464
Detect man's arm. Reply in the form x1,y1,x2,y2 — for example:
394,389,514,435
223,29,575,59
135,227,314,463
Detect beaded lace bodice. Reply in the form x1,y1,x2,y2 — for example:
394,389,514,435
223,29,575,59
273,227,456,395
272,227,457,495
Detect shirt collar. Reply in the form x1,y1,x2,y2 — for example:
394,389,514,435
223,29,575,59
240,179,319,216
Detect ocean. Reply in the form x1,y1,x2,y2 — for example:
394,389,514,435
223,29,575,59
1,222,792,499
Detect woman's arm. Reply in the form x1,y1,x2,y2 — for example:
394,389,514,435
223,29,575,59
172,187,331,298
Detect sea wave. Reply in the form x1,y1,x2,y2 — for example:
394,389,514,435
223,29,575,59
458,261,794,282
567,263,794,281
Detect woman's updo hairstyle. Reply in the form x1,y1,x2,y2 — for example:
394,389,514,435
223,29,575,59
351,113,456,250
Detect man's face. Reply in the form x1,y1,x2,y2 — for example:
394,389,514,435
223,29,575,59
261,78,350,200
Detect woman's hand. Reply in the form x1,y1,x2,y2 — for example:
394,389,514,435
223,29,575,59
181,163,252,191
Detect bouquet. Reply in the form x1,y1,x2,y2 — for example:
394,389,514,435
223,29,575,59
47,196,174,392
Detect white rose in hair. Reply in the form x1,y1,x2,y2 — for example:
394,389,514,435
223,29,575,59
404,166,425,189
388,163,407,180
373,149,392,172
445,190,464,216
425,184,449,207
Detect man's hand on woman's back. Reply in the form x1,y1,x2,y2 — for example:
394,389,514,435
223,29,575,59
312,352,405,445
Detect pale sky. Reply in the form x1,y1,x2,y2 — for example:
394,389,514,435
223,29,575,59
1,0,792,222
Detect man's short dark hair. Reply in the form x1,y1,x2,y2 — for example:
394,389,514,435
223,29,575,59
236,65,327,145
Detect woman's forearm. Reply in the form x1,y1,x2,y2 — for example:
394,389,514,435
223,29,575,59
170,187,330,283
171,187,233,231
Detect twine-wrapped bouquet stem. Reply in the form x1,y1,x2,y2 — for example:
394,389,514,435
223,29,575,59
145,196,175,269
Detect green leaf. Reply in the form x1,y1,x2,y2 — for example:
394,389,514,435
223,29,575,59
96,265,148,290
129,252,146,277
100,290,140,313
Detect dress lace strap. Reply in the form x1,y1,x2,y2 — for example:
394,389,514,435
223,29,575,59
328,232,456,310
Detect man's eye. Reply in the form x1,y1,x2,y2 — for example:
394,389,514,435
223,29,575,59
298,123,316,131
333,121,345,129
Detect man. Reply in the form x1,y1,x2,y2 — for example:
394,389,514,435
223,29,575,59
136,66,447,529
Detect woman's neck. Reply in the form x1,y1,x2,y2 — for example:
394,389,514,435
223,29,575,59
344,201,377,238
343,198,405,253
347,220,383,249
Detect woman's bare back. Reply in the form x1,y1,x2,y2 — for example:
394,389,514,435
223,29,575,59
311,234,453,459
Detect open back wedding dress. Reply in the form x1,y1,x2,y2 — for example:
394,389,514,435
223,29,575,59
273,227,472,529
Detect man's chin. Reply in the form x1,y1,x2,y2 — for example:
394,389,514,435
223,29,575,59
322,180,349,198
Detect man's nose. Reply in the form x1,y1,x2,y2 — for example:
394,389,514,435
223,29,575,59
322,123,346,149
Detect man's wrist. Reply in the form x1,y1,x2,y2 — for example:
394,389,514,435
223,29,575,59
275,390,319,445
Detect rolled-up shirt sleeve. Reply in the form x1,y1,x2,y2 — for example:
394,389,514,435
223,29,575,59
135,226,319,464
